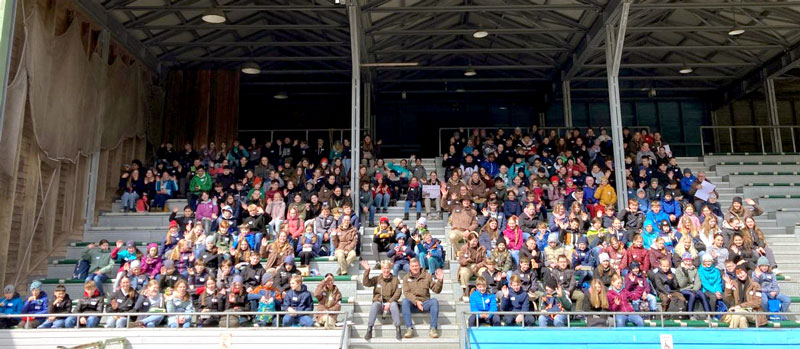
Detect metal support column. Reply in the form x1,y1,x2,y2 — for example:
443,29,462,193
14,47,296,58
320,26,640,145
562,80,573,128
605,0,631,212
764,78,783,153
364,82,372,137
83,152,100,235
348,0,362,214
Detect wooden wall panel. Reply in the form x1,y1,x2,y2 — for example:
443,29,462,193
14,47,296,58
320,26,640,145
162,70,240,147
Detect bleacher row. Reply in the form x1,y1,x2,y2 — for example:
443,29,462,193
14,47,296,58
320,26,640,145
12,155,800,349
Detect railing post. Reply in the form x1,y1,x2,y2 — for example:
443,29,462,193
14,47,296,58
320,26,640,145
759,128,766,154
729,128,734,154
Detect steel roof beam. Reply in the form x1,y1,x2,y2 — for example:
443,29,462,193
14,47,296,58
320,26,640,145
155,41,349,47
367,28,583,35
716,43,800,108
364,4,598,12
132,24,348,30
113,5,346,11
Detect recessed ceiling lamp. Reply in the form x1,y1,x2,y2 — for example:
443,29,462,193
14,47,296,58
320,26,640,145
240,61,261,75
456,88,466,93
679,66,694,74
201,8,226,24
473,29,489,39
274,91,289,100
464,67,477,76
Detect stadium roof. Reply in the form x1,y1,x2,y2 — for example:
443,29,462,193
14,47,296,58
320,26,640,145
79,0,800,104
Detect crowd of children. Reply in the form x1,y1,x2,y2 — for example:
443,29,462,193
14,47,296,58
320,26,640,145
0,127,793,332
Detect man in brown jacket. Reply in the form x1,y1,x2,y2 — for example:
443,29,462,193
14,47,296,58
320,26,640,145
458,233,487,301
333,219,359,275
314,273,342,328
361,260,402,340
402,259,444,339
449,198,479,258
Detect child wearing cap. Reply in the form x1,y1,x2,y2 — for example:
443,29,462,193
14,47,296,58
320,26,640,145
373,217,395,262
19,281,48,328
198,235,221,276
223,275,249,327
249,273,282,326
142,243,163,279
418,232,445,275
65,281,103,328
157,259,186,291
37,285,70,329
0,285,23,329
675,252,709,314
752,256,791,316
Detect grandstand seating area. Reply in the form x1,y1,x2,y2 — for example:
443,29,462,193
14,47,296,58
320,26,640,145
3,131,800,349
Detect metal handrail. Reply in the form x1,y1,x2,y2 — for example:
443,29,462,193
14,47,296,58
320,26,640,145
1,310,348,330
438,126,651,155
461,310,793,349
338,311,351,349
699,125,800,155
237,128,367,144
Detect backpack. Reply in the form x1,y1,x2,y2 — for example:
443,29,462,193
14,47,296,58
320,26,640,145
767,299,784,321
666,295,687,319
136,194,150,212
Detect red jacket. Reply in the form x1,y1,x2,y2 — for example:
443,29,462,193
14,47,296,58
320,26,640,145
620,245,650,272
607,287,635,312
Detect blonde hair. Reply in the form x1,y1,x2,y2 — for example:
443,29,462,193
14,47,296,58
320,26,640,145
589,279,609,309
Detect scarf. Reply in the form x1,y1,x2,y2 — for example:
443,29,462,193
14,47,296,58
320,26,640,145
698,265,722,293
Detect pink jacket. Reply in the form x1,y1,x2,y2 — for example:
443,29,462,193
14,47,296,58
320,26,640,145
196,200,218,221
607,287,634,312
267,201,286,221
285,217,304,239
503,227,524,251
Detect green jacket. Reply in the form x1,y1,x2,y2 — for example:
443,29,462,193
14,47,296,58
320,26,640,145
189,173,212,194
81,248,115,276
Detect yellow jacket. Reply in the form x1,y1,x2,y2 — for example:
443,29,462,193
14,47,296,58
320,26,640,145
594,184,617,207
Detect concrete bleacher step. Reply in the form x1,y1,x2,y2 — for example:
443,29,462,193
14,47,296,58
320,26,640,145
744,186,800,199
756,197,800,212
84,227,167,243
98,212,172,226
354,289,455,302
110,199,187,212
351,324,459,338
724,174,800,187
703,154,800,166
713,164,800,176
349,337,459,349
350,311,458,326
0,328,347,349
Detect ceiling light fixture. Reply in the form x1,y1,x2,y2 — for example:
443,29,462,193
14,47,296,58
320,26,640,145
274,91,288,100
729,6,745,36
241,61,261,75
464,67,477,76
201,8,226,24
679,66,693,74
473,29,489,39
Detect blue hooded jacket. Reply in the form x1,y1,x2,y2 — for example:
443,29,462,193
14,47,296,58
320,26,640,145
680,175,696,195
21,291,48,320
1,293,23,315
283,284,313,312
470,288,498,314
660,198,682,218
